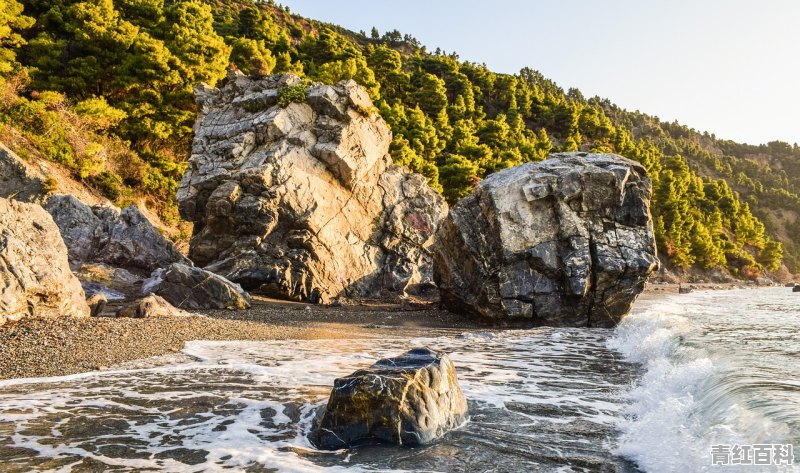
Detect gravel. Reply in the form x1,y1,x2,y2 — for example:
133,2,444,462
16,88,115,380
0,297,474,380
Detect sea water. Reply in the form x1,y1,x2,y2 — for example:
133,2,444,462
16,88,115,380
0,288,797,472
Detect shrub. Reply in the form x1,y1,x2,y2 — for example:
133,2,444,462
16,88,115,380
277,84,307,107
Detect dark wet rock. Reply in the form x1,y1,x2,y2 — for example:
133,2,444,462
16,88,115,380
312,347,468,449
45,194,190,273
0,197,90,325
678,285,693,294
793,285,800,293
115,294,192,318
178,72,447,303
143,263,250,310
434,152,659,328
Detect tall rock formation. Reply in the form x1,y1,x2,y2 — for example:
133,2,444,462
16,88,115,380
434,153,659,327
178,72,447,303
0,198,90,326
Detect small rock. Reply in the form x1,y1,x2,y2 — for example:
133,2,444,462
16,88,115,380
86,293,108,317
115,295,192,318
312,347,468,449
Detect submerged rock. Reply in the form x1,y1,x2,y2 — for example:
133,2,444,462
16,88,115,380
115,294,192,318
0,198,90,325
178,72,447,303
45,194,190,274
143,263,250,310
434,152,659,327
312,347,468,449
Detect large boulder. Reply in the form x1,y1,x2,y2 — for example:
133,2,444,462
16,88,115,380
312,347,468,449
45,195,190,274
178,72,447,303
0,198,90,325
434,152,659,327
143,263,250,310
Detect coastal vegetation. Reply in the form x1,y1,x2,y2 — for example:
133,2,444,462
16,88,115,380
2,0,798,276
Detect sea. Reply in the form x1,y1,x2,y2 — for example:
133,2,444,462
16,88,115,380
0,287,797,472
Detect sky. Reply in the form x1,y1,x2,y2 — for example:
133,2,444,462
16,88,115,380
284,0,800,146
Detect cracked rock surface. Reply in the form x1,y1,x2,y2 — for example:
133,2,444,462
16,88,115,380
312,347,468,448
178,72,447,303
143,263,250,310
434,152,659,327
45,195,190,274
0,197,90,326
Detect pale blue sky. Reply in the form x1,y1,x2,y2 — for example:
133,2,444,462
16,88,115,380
284,0,799,146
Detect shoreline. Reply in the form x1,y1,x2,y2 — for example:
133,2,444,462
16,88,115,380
0,284,773,381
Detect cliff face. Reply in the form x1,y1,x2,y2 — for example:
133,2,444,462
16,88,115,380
434,153,659,327
178,72,447,303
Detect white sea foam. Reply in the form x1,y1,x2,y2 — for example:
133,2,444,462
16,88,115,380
0,328,633,471
609,290,800,473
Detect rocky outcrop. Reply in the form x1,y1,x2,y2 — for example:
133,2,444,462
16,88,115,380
115,295,193,318
0,198,90,326
143,263,250,310
312,347,468,449
0,143,44,202
178,72,447,303
45,195,190,274
0,142,106,205
434,153,659,327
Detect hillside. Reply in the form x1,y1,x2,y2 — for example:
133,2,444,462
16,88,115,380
1,0,797,278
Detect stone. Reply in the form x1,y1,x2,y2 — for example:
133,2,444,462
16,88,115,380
0,142,43,202
75,263,141,299
81,281,126,301
143,263,251,310
178,73,447,303
793,285,800,293
434,152,659,328
678,285,693,294
115,294,192,318
312,347,468,449
86,293,107,317
0,198,90,326
45,194,190,273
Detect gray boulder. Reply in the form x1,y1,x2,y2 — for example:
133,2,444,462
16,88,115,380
143,263,251,310
115,294,193,318
178,72,447,303
434,152,659,327
45,195,190,273
312,347,468,449
0,198,90,325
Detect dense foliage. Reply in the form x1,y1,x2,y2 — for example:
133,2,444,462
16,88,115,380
2,0,797,275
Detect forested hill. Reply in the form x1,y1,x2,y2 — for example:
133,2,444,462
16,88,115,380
1,0,798,277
